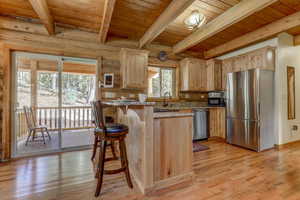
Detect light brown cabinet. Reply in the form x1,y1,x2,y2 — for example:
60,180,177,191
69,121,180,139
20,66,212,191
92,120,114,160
180,58,207,91
120,48,149,89
221,46,275,90
209,108,226,139
206,59,222,91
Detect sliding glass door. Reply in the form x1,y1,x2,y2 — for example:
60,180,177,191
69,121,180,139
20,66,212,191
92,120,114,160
12,52,97,157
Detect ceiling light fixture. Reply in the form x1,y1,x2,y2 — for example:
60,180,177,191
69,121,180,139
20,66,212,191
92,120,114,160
184,10,206,31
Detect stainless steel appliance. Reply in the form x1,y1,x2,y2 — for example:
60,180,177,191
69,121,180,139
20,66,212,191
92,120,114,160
208,92,225,107
226,69,274,151
193,109,208,141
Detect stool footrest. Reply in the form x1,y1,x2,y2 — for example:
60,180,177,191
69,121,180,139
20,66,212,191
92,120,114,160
104,167,126,175
105,157,119,162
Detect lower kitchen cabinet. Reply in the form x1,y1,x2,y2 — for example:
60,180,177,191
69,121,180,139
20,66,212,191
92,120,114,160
209,108,226,139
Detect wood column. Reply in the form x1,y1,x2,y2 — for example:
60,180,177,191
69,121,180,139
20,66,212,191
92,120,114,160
30,60,38,107
2,47,12,160
96,57,103,100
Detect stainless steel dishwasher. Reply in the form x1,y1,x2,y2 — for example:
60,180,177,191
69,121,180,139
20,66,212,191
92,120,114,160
193,109,208,141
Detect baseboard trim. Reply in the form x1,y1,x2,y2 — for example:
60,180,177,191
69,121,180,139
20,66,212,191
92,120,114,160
275,140,300,150
208,136,226,142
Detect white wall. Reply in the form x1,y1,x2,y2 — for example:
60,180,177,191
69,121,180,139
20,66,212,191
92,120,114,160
218,33,300,145
277,33,300,144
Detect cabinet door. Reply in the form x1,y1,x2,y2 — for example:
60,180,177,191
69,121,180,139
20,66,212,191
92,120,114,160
206,60,214,91
190,60,207,91
209,108,226,139
222,59,233,91
121,49,148,89
180,58,206,91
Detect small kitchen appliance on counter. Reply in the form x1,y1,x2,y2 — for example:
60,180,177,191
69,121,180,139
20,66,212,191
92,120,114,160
208,92,225,107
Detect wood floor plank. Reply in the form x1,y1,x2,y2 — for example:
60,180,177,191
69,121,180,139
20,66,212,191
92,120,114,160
1,140,300,199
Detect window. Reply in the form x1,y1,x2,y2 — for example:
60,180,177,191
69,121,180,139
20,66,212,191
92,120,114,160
148,66,176,98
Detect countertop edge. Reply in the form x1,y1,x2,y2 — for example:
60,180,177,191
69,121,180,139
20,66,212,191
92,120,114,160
154,112,194,119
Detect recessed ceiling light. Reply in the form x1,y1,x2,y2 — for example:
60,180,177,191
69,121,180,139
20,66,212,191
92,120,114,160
184,10,206,31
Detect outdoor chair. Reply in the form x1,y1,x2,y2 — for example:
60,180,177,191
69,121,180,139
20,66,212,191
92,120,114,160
24,106,51,145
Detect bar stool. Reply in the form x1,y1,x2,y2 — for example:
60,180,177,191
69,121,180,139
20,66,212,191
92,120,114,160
91,100,133,197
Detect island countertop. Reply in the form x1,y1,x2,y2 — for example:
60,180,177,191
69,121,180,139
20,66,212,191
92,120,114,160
102,101,155,106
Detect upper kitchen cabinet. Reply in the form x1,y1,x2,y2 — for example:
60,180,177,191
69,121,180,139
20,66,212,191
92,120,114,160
120,48,149,89
180,58,207,92
221,46,275,90
247,47,275,71
206,59,222,91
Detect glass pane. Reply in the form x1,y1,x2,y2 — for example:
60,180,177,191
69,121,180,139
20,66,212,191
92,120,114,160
161,68,174,97
61,62,96,148
37,72,59,107
148,67,161,98
147,66,175,98
17,70,31,108
15,55,59,156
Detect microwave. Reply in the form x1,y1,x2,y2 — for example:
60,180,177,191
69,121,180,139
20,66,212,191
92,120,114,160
208,92,225,107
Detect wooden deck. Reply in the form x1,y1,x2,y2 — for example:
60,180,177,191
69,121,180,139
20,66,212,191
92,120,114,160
2,140,300,200
16,129,94,155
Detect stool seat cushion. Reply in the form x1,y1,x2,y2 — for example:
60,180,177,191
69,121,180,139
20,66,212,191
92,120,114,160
95,123,128,134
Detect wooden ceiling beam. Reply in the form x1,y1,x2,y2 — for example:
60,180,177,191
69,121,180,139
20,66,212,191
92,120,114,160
28,0,54,35
205,11,300,58
294,34,300,46
139,0,196,48
172,0,277,54
98,0,116,43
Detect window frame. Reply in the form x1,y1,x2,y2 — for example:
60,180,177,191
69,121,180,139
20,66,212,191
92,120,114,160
147,59,179,101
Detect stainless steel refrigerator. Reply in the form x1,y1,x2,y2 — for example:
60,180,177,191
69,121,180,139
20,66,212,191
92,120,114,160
226,69,275,151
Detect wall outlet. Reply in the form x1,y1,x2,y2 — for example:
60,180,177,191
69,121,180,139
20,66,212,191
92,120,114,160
292,125,298,131
291,124,299,137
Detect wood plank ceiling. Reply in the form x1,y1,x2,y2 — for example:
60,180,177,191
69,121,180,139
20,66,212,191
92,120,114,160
1,0,300,56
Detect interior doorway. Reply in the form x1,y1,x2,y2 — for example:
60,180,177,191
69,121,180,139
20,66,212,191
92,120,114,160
11,52,97,157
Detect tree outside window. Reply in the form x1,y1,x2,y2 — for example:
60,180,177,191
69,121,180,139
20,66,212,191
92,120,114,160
148,66,175,98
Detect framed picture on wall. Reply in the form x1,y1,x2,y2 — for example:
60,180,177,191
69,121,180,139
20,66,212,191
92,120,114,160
104,73,114,88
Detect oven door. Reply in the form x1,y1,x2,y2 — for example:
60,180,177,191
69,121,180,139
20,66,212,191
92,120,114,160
208,98,221,106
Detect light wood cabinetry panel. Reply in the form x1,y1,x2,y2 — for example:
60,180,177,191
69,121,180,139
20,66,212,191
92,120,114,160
221,47,275,90
209,108,226,139
206,59,222,91
180,58,206,92
153,116,193,182
120,48,149,89
221,59,232,91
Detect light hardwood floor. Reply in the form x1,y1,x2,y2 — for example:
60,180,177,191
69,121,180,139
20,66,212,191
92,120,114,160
1,140,300,200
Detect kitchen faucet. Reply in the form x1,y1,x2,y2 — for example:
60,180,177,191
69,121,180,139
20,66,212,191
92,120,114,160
163,91,171,107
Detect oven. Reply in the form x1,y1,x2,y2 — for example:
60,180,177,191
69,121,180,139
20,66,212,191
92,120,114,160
208,92,225,107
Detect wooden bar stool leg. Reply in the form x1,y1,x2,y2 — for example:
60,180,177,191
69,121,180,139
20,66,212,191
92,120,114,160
91,135,99,161
110,140,117,159
119,138,133,188
95,140,107,197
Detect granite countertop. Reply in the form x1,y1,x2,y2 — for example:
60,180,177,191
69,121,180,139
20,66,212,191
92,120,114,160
154,106,225,110
154,112,194,119
102,101,155,106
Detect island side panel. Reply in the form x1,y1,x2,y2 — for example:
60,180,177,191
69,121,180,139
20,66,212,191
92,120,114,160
117,106,154,194
153,116,193,182
143,106,154,188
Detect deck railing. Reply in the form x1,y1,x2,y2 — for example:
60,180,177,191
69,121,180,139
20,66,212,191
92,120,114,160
16,106,95,140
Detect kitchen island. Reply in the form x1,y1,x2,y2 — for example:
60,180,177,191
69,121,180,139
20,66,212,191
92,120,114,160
104,102,194,194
